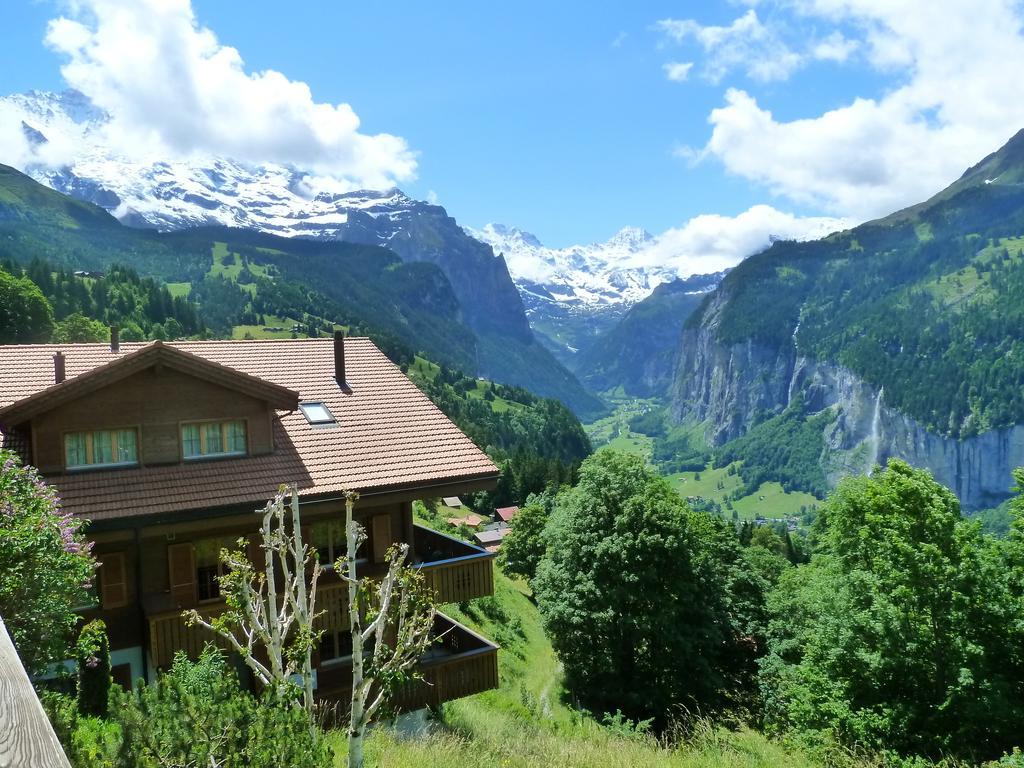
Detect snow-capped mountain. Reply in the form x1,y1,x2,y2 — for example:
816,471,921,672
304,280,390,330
2,91,423,236
1,90,622,410
468,223,677,311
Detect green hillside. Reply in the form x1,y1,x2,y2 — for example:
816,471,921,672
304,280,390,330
585,399,821,522
575,275,717,397
693,131,1024,438
330,564,827,768
0,165,601,415
0,163,118,230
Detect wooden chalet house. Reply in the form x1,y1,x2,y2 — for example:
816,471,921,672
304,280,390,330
0,332,500,709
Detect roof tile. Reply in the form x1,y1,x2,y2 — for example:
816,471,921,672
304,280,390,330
0,338,498,522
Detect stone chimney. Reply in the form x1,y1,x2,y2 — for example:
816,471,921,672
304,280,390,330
110,326,120,353
54,352,66,384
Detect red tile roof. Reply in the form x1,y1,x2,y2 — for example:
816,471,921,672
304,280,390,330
0,338,499,523
495,505,520,522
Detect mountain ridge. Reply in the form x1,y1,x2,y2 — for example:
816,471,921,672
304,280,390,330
670,127,1024,509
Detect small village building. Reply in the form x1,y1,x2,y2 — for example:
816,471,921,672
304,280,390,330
474,526,512,553
495,505,519,523
446,513,485,528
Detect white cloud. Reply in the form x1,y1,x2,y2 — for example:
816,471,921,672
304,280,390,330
637,204,850,277
811,31,858,62
691,0,1024,219
663,61,694,82
38,0,415,188
656,10,803,83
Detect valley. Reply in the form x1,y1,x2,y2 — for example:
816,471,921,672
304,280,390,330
585,397,821,522
6,5,1024,768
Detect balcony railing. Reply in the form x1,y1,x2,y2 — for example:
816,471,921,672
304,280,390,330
413,524,495,604
145,597,231,669
316,612,499,711
146,526,494,670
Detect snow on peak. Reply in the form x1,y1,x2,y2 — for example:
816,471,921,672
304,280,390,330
0,90,428,237
467,223,676,309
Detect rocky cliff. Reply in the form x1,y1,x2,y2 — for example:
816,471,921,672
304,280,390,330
671,286,1022,510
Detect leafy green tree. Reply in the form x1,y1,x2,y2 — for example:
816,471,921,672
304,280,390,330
53,312,108,343
76,619,111,718
750,525,786,556
0,450,95,674
0,268,54,343
498,492,555,581
761,459,1024,760
534,451,754,724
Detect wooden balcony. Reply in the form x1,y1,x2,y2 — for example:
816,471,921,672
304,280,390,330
413,524,495,604
145,596,232,669
317,612,499,711
146,526,493,670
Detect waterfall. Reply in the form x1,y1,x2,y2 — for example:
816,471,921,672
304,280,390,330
787,310,803,406
865,387,884,475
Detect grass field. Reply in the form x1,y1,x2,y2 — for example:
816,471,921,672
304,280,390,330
407,356,526,414
586,400,821,520
327,565,833,768
230,314,303,339
166,281,191,298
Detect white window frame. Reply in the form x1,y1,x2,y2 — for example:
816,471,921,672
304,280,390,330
299,401,336,425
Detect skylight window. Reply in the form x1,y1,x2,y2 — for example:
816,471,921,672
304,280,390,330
300,402,336,425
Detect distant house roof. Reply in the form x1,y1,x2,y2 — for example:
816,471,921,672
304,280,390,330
474,527,512,546
442,496,463,508
0,338,499,523
446,514,485,528
495,505,520,522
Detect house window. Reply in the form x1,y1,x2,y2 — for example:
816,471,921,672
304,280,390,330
65,429,138,470
194,537,233,602
182,420,247,460
319,629,354,664
300,402,336,425
311,519,368,568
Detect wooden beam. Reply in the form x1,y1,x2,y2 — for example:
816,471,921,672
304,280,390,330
0,615,71,767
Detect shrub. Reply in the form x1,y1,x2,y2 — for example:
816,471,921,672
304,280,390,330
76,619,111,718
0,450,95,674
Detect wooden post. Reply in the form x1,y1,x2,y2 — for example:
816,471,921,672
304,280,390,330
0,615,72,767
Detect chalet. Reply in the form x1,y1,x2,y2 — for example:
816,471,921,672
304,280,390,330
0,332,501,709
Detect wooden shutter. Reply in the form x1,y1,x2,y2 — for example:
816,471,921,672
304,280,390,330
99,552,128,609
372,514,392,564
247,534,266,574
168,542,196,608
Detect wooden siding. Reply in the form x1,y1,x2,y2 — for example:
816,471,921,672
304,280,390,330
32,367,273,473
419,555,494,604
0,615,72,767
413,525,495,603
147,604,231,669
393,647,499,711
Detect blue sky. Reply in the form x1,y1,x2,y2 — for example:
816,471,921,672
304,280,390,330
3,1,1024,249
